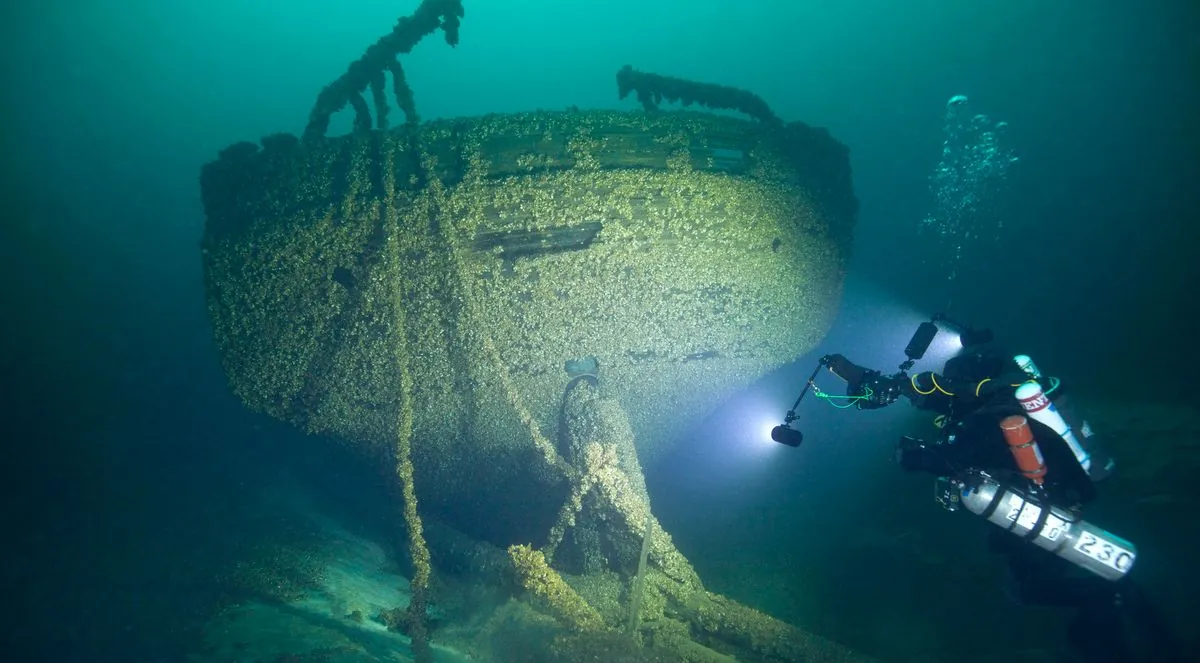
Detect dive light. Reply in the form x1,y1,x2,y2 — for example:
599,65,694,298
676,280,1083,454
770,424,803,447
932,312,993,348
770,358,829,447
904,322,939,361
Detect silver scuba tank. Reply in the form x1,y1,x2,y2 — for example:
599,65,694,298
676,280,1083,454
957,469,1136,581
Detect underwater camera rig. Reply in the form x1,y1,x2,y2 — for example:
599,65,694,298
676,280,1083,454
771,313,991,447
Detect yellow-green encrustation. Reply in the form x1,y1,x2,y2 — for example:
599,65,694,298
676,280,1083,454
200,108,856,543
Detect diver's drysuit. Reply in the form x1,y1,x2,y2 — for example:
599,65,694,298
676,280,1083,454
825,344,1182,662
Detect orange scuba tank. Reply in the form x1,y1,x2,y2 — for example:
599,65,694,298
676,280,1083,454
1000,415,1046,485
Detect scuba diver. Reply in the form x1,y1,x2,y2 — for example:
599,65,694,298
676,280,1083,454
771,315,1186,662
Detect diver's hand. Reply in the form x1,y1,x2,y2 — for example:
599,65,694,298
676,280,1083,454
852,371,904,409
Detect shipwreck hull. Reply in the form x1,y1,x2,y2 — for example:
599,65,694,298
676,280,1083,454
200,109,856,540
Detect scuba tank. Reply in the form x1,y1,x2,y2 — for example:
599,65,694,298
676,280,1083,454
955,466,1136,581
1015,381,1094,475
1000,415,1047,485
1012,354,1115,481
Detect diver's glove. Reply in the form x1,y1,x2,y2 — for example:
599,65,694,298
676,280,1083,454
851,370,905,410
